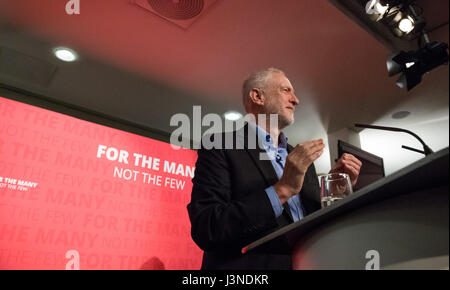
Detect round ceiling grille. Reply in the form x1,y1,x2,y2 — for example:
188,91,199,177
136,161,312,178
392,111,411,119
147,0,205,20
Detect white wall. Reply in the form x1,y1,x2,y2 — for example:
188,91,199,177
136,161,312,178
359,117,449,175
314,134,332,176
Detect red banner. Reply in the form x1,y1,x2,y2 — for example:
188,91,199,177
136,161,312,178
0,96,202,270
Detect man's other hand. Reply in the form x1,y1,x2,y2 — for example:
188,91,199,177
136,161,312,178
330,153,362,187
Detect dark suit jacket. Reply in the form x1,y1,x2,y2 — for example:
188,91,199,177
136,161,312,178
187,124,321,270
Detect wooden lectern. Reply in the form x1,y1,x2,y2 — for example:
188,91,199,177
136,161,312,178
242,148,449,270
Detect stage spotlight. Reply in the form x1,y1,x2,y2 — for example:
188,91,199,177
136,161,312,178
398,17,415,33
387,41,449,91
365,0,389,16
363,1,426,39
365,0,389,21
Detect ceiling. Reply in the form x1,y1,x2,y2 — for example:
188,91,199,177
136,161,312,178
0,0,448,146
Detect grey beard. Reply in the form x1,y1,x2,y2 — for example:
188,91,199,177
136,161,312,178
278,115,294,129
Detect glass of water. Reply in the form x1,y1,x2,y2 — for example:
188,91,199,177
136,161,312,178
320,173,353,208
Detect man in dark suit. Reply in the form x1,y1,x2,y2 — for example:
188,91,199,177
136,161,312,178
187,68,361,269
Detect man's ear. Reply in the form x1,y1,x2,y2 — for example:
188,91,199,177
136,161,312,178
249,89,265,106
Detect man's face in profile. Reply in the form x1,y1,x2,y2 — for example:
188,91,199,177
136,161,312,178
262,73,299,129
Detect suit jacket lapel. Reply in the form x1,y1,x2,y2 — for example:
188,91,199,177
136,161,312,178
236,124,278,188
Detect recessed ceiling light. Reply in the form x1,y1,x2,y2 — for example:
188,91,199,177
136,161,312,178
53,47,78,62
224,111,243,121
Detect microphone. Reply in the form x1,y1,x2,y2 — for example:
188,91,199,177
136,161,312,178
354,123,434,156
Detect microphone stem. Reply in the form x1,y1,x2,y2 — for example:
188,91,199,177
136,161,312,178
354,123,434,156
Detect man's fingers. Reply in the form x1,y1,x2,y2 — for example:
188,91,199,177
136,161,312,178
329,154,362,187
340,159,361,172
304,140,325,152
310,148,324,161
297,139,324,149
334,154,362,173
309,143,325,155
337,163,359,186
336,161,359,175
341,154,362,167
343,164,359,177
331,159,360,178
287,139,325,169
292,141,324,158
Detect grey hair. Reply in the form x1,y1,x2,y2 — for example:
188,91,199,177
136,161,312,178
242,67,285,113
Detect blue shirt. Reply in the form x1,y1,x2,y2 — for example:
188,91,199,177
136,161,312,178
247,122,304,222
